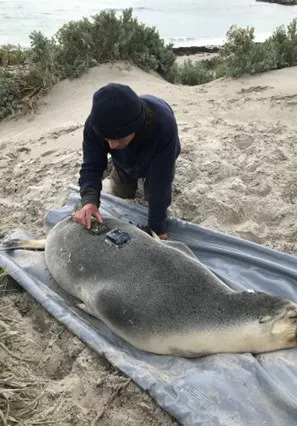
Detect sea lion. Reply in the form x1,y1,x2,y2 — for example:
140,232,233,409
4,216,297,357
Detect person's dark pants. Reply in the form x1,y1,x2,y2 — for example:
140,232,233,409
109,166,148,201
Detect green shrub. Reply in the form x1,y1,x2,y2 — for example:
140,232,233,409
1,13,297,121
0,9,177,121
219,19,297,77
177,59,214,85
0,44,26,66
218,25,275,76
28,31,61,87
268,18,297,68
166,55,227,86
117,9,176,74
0,69,25,120
55,18,96,79
54,9,175,77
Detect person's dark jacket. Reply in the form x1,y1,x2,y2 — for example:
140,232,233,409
79,95,180,235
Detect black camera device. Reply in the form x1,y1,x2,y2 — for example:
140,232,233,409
105,228,131,248
89,222,131,248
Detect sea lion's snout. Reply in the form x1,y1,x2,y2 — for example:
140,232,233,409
272,303,297,346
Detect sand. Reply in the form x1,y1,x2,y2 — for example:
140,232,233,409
1,61,297,424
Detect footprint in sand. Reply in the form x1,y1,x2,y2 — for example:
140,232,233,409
238,86,273,94
41,150,57,157
17,146,31,154
234,135,254,150
180,126,192,133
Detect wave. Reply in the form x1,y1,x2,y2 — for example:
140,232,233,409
167,36,226,47
167,30,278,47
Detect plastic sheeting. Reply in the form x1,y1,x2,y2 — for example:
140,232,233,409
1,192,297,426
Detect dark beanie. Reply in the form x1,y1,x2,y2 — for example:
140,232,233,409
90,83,145,139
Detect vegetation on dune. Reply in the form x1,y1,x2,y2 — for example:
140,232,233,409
0,9,175,121
168,18,297,84
0,9,297,121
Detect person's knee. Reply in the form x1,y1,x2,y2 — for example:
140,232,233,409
110,181,137,199
109,167,137,199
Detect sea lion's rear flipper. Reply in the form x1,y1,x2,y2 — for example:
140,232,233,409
0,239,46,251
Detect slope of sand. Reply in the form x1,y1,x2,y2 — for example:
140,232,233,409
1,62,297,424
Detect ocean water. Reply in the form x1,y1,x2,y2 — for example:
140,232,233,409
1,0,297,47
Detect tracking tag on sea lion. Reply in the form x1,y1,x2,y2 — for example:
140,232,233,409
89,223,110,236
105,228,131,248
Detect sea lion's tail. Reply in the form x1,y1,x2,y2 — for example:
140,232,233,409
0,239,46,251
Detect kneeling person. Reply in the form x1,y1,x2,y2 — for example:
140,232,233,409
73,83,180,240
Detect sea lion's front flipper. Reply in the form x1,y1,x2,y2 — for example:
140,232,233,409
76,302,97,318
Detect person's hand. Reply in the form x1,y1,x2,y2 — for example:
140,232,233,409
158,232,168,240
72,204,103,230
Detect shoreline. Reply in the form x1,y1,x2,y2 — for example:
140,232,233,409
172,45,220,56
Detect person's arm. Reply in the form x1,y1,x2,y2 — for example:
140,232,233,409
146,129,179,236
78,116,108,207
73,117,108,229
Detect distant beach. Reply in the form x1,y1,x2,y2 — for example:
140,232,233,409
1,0,297,47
